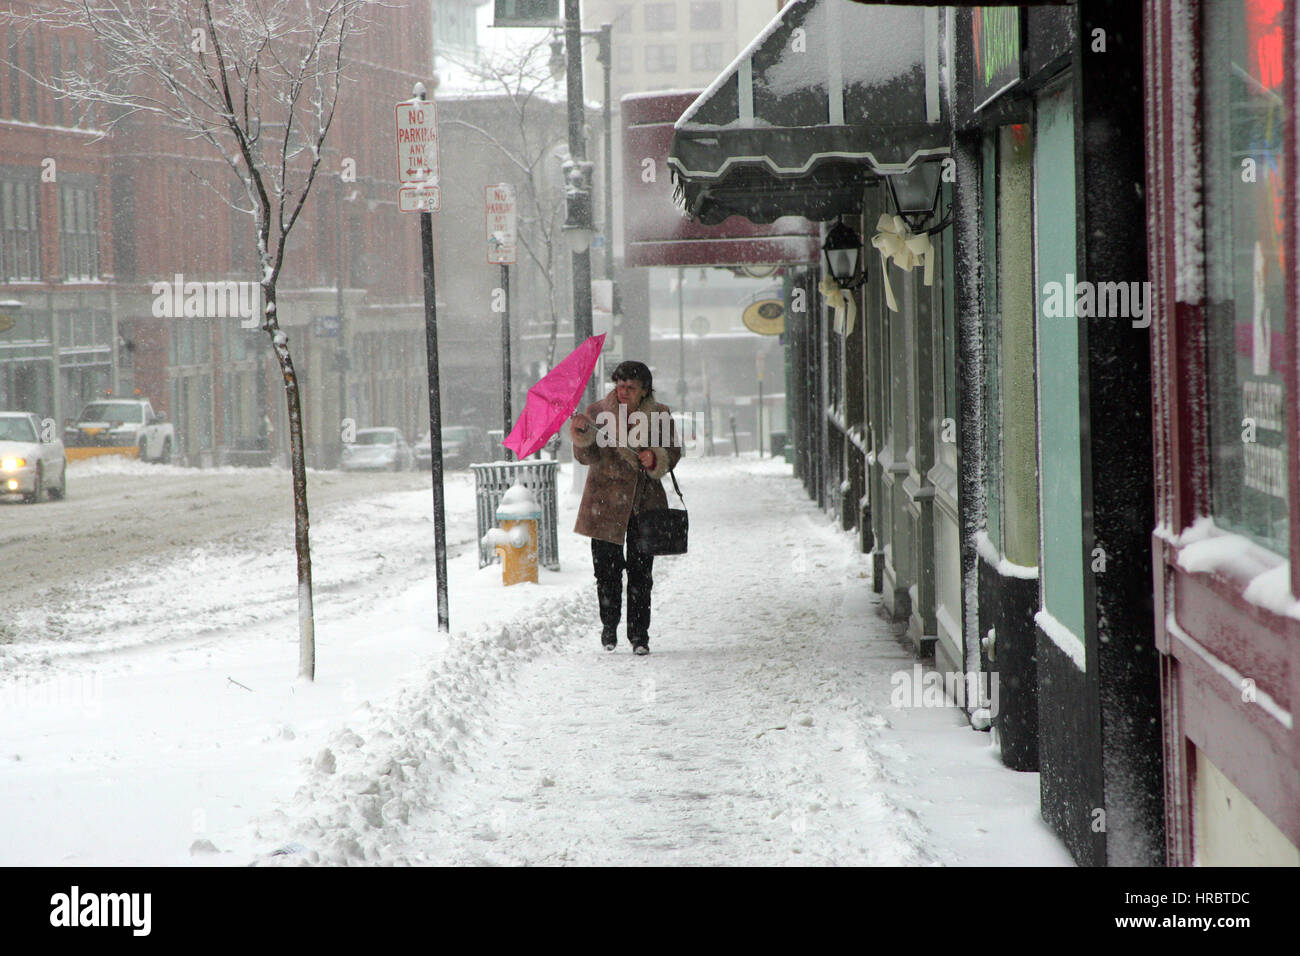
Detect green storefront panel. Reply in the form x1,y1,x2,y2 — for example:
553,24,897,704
1034,81,1086,645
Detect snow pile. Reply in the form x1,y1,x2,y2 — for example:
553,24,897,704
1241,564,1300,619
253,595,592,865
494,482,540,519
67,456,276,479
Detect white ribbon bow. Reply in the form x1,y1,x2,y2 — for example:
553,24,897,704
819,274,856,336
870,213,935,312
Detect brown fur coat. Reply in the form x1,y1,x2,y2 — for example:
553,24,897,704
569,389,683,545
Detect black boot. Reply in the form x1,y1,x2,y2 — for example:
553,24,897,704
601,625,617,651
592,539,625,638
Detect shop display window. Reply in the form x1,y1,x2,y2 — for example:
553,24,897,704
1202,0,1291,555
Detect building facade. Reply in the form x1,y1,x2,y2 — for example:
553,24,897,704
664,0,1298,866
1144,0,1299,866
1,2,438,467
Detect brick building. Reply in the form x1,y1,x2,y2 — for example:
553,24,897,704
1,1,439,466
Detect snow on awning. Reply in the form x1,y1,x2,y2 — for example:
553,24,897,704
668,0,950,225
622,90,820,269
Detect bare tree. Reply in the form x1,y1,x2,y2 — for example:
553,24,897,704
3,0,373,680
438,38,570,366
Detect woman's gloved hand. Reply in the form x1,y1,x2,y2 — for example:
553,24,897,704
570,413,597,448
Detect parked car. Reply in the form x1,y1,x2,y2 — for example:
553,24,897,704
413,432,432,470
341,427,414,472
63,398,174,463
414,425,493,470
442,425,492,469
0,411,67,502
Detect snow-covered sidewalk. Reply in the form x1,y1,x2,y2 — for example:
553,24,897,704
252,457,1073,866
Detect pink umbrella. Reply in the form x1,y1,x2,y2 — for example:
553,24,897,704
503,333,607,459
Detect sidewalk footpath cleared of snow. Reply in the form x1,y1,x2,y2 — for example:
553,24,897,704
248,456,1073,866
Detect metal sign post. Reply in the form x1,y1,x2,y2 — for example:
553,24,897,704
486,184,517,460
399,83,449,633
493,257,512,460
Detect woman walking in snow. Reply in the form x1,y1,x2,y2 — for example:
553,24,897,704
569,361,682,655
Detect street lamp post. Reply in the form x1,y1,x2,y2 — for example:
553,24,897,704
334,176,352,465
562,0,595,405
597,23,614,285
692,314,713,456
554,12,622,406
676,267,687,409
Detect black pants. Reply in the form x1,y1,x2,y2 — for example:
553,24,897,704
591,512,654,638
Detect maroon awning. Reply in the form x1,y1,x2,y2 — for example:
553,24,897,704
621,90,819,269
842,1,1065,4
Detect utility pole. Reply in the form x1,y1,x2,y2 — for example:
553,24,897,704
334,176,349,462
599,23,614,285
677,267,687,410
563,0,595,405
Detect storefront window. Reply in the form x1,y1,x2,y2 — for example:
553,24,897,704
1203,0,1290,554
997,123,1038,569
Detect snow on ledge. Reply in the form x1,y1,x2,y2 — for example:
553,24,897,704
1171,517,1299,620
974,529,1039,580
1035,608,1085,673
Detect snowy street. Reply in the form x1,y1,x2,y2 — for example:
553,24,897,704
1,460,451,677
1,456,1071,866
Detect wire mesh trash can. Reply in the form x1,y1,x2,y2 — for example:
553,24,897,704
472,460,561,571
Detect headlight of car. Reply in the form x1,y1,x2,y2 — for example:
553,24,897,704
1,457,27,471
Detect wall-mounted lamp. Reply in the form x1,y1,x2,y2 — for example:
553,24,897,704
822,217,867,291
885,159,948,234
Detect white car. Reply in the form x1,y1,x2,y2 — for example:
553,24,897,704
340,428,414,472
0,411,68,503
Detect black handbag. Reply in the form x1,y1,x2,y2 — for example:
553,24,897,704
632,468,688,555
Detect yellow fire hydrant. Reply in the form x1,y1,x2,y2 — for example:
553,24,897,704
481,482,540,585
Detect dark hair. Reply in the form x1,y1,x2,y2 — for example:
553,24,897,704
610,360,653,395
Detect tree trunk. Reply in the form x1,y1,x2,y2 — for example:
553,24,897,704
263,281,316,680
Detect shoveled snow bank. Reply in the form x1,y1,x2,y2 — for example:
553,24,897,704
253,593,594,865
